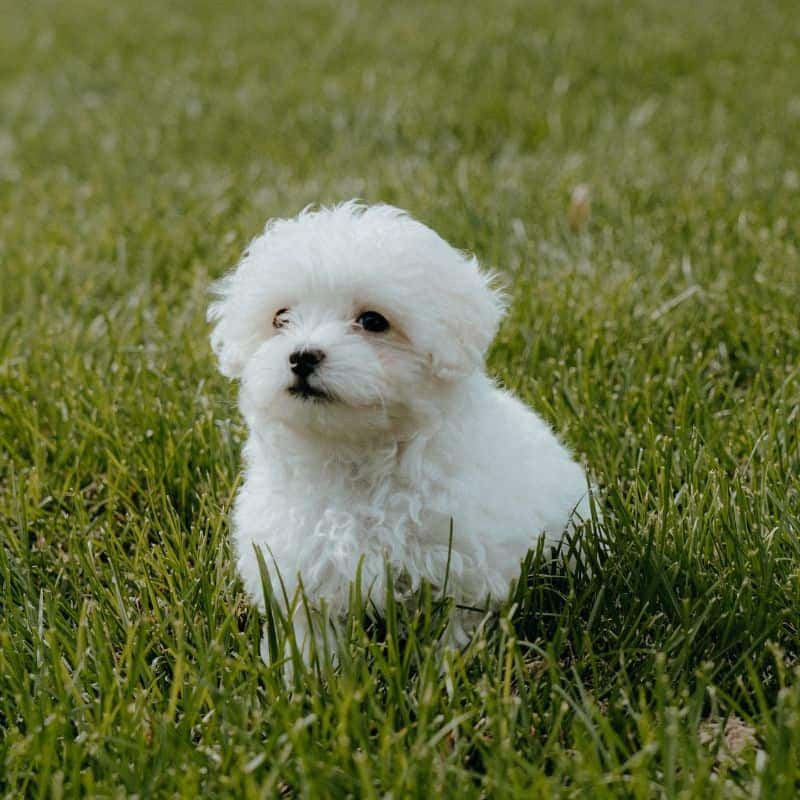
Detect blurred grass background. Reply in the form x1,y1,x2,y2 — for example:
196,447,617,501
1,0,800,796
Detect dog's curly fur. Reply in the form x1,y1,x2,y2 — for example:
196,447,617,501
209,201,593,661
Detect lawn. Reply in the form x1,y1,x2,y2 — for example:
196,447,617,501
2,0,800,796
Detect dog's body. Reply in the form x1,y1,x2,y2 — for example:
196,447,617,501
209,202,592,661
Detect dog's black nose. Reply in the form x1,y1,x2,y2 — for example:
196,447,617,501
289,349,325,378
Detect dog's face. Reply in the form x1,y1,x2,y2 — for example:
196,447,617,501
208,202,505,440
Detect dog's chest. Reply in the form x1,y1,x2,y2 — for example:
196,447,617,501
245,437,451,548
293,463,430,538
236,434,493,608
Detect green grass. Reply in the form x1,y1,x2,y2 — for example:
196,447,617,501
2,0,800,796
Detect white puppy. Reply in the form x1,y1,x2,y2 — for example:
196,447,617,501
208,201,593,663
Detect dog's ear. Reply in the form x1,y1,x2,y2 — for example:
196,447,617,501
208,218,295,379
422,257,506,380
208,238,275,379
207,270,247,379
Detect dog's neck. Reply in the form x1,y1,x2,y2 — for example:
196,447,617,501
250,372,485,490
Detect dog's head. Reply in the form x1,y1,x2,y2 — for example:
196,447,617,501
208,202,505,438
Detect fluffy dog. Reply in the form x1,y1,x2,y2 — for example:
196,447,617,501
208,201,593,663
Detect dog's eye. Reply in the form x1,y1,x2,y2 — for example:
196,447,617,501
273,308,289,329
356,311,390,333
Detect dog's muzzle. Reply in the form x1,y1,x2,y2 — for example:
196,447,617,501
287,349,330,401
289,349,325,377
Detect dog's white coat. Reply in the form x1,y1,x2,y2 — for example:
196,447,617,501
209,202,592,659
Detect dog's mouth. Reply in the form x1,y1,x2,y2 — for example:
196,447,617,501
287,379,333,402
